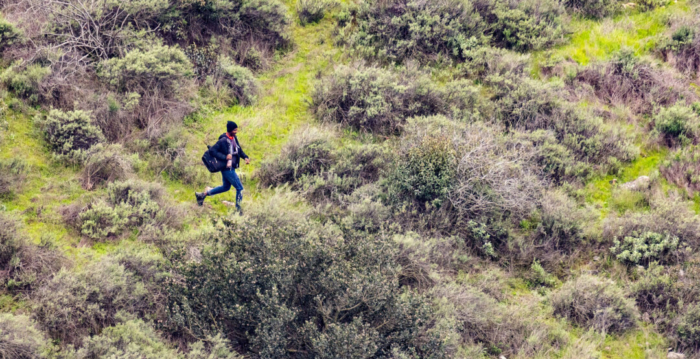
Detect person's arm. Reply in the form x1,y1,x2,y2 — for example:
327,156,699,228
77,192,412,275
237,137,249,161
210,140,228,161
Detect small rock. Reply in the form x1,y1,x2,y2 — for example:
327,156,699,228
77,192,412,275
668,352,685,359
222,201,236,207
499,356,507,359
593,256,600,261
680,269,685,277
174,190,180,194
620,176,650,191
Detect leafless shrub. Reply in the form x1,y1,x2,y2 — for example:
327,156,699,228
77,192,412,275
661,145,700,195
551,274,639,334
431,283,567,357
257,127,335,188
571,49,696,115
81,144,135,190
0,212,63,294
0,313,49,359
448,124,545,221
0,158,26,198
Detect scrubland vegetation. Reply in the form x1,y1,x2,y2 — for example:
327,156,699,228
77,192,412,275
2,0,700,357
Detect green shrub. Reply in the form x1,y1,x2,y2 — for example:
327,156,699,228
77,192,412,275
561,0,621,18
635,0,669,11
257,128,334,188
219,60,260,106
675,303,700,352
81,144,135,189
631,263,682,325
162,0,292,56
489,75,637,180
297,0,331,25
603,194,700,256
312,64,479,134
0,18,22,51
0,158,27,199
342,0,566,63
610,231,683,266
529,191,595,265
0,63,50,102
661,25,699,77
489,0,567,52
387,135,457,207
0,313,49,359
0,213,62,293
39,109,105,164
32,251,165,347
98,44,193,99
661,145,700,195
77,180,178,241
654,103,700,145
165,205,444,357
551,275,639,334
300,144,389,202
431,284,567,357
74,315,242,359
529,260,558,287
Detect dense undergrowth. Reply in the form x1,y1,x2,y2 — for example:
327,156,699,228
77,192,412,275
1,0,700,358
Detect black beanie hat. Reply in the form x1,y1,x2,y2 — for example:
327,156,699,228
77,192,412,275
227,121,238,132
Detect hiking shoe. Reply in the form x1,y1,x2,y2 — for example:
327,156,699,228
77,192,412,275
195,192,206,206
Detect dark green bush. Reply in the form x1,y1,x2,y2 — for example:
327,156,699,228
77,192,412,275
0,63,50,102
161,0,292,57
257,128,334,188
39,109,105,164
551,274,639,334
387,135,457,207
341,0,566,63
654,103,700,145
0,313,49,359
165,205,445,358
297,0,331,25
312,64,479,134
32,251,166,347
76,180,179,241
675,303,700,352
0,18,22,52
561,0,621,19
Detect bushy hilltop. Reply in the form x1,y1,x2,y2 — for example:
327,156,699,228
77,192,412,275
1,0,700,357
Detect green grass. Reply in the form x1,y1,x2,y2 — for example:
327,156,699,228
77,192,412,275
582,150,667,215
536,1,690,67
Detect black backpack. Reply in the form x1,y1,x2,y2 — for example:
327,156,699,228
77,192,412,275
202,145,227,173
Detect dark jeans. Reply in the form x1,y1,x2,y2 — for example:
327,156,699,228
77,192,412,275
208,168,243,209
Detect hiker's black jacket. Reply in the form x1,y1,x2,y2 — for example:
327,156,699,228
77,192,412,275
210,133,249,169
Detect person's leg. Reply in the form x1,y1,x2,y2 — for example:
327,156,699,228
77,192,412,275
207,171,232,196
228,170,244,211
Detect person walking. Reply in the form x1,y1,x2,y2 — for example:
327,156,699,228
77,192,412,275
196,121,250,211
